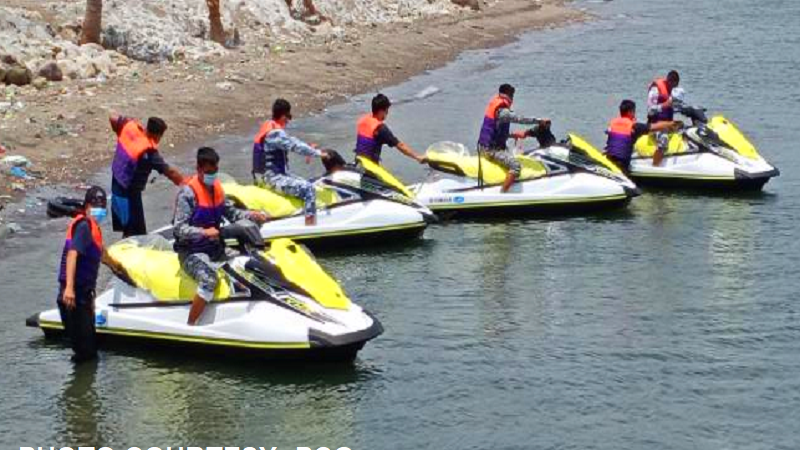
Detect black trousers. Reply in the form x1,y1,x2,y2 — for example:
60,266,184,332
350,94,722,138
57,288,97,362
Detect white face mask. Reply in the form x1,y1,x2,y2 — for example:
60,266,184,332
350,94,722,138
203,173,218,186
89,207,107,223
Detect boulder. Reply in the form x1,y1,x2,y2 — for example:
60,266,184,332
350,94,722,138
37,61,63,81
81,42,105,54
451,0,480,10
1,55,18,65
0,66,6,84
57,59,80,80
32,77,48,90
91,52,116,75
4,65,33,86
74,55,99,79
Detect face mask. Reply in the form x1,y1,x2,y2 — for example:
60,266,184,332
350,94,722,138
89,207,107,223
203,173,218,186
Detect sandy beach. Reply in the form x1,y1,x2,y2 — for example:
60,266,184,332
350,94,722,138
0,0,584,214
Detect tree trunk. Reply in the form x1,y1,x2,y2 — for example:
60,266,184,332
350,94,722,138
206,0,226,44
80,0,103,45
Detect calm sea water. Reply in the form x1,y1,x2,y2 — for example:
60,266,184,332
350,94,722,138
2,0,799,448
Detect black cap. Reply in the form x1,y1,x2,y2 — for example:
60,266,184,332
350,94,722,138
84,185,107,208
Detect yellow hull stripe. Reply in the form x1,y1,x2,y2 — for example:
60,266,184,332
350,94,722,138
39,320,310,350
631,172,735,181
429,194,628,211
269,221,426,241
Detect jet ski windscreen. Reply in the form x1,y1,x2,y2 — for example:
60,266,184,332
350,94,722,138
426,141,471,157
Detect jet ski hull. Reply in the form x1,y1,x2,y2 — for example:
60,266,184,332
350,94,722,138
629,153,779,192
413,172,636,219
426,195,632,219
27,310,382,362
261,218,427,251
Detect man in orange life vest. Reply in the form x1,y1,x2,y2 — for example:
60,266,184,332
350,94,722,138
252,99,329,226
174,147,267,326
109,114,184,237
57,186,123,362
477,84,551,193
354,94,427,166
604,99,681,172
647,70,681,165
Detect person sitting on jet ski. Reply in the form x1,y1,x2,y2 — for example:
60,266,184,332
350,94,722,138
175,147,268,326
605,100,682,172
477,84,551,193
252,98,330,226
355,93,427,166
647,70,683,166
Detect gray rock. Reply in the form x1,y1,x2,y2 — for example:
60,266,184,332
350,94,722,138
4,65,33,86
37,61,63,81
451,0,480,10
32,77,48,90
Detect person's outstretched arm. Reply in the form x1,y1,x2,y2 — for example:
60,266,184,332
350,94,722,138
266,129,322,158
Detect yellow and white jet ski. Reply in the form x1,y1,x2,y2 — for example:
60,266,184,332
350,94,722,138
630,106,779,191
222,156,435,249
26,225,382,361
411,134,639,218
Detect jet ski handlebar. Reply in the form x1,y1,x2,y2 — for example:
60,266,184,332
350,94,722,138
221,221,265,254
676,104,708,125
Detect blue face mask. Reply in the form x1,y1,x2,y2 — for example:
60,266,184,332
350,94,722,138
89,207,107,223
203,173,218,186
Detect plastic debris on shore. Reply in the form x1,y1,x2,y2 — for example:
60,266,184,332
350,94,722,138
1,155,32,168
8,166,29,179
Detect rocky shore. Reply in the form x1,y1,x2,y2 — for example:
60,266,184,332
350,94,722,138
0,0,584,231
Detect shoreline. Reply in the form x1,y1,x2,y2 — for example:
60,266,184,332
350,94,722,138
0,0,585,225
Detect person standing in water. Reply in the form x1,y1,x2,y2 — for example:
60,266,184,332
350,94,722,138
109,114,184,237
57,186,121,362
354,93,427,166
477,84,550,193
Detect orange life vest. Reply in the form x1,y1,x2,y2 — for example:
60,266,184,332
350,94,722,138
111,120,156,189
354,114,385,163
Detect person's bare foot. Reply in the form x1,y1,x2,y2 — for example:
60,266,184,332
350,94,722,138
305,215,317,226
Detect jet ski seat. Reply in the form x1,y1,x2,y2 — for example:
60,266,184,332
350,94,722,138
634,116,760,160
426,149,547,184
107,237,351,309
634,133,687,157
223,181,340,219
107,237,232,302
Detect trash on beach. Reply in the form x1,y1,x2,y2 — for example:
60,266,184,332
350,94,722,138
1,155,32,168
8,166,29,179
